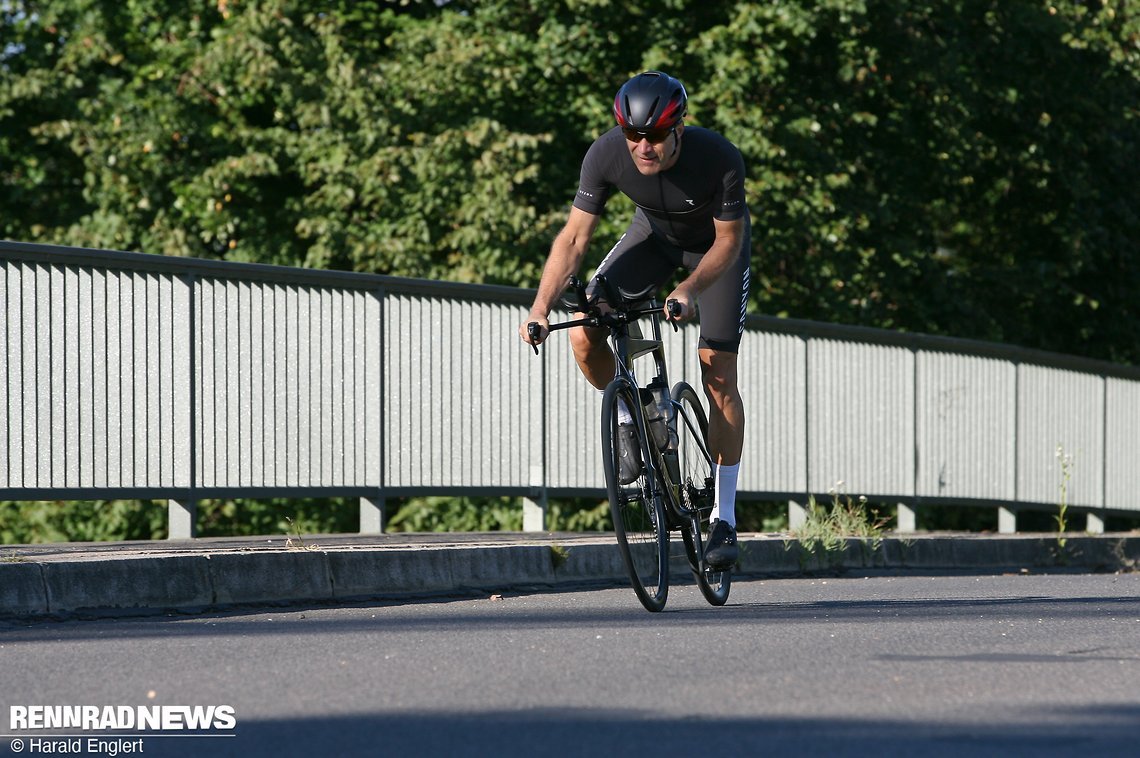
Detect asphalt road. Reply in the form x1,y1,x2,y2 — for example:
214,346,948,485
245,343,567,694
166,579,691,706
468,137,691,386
3,572,1139,757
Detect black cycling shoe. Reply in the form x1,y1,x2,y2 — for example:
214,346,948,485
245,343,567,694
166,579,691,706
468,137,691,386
704,519,738,569
616,422,643,484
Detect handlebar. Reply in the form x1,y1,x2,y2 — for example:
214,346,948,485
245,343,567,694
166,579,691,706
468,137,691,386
527,299,683,355
526,277,685,355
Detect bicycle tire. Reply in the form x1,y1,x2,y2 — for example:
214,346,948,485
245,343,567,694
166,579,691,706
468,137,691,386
672,382,732,606
602,378,669,612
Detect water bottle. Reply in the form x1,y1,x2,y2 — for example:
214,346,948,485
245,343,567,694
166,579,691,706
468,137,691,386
643,379,673,451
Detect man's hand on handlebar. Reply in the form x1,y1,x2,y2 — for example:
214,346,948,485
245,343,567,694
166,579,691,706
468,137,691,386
520,314,550,354
664,287,695,322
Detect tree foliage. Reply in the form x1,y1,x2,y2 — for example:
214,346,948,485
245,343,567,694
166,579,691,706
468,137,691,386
0,497,360,542
3,1,1139,540
0,500,166,543
4,0,1137,360
694,0,1140,359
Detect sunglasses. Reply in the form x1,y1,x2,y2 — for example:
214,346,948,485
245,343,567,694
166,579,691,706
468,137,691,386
622,126,674,144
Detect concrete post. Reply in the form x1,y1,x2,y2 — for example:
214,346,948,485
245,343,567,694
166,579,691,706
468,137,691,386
1086,511,1105,534
788,500,807,531
897,503,916,533
998,506,1017,534
360,496,385,534
168,499,197,539
523,463,547,532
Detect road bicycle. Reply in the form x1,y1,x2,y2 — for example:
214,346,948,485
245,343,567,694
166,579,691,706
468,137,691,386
528,276,732,612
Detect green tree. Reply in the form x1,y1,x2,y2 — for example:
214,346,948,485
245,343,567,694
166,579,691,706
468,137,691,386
694,0,1140,362
5,0,1137,361
0,500,166,543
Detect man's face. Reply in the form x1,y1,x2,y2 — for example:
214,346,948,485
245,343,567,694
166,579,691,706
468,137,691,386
624,123,684,176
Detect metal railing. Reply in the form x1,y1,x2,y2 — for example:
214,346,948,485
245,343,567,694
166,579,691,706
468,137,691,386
2,239,1138,538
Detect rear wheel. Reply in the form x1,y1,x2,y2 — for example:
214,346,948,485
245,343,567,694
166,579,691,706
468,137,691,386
602,378,669,613
672,382,732,606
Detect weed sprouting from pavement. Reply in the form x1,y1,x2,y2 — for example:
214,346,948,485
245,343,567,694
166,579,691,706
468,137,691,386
285,517,319,551
786,482,889,561
1055,444,1074,551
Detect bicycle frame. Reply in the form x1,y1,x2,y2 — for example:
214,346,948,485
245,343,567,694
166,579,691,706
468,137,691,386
530,275,729,611
539,277,713,525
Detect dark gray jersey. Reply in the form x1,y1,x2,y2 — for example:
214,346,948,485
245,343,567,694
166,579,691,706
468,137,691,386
571,126,748,250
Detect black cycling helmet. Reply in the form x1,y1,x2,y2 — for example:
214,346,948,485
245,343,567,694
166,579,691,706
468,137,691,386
612,71,688,131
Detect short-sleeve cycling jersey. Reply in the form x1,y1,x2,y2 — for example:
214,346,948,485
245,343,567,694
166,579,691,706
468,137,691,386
571,125,752,352
572,126,747,250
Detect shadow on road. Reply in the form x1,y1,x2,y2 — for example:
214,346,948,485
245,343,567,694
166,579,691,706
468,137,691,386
20,704,1135,757
4,587,1140,642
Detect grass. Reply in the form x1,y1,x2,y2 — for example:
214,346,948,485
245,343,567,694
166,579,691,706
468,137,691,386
549,544,570,571
785,484,890,564
284,517,320,551
1055,444,1074,551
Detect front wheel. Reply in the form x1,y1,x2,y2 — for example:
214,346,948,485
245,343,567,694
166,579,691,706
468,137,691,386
672,382,732,606
602,378,669,612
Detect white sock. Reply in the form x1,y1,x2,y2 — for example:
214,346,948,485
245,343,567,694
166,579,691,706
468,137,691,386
710,462,740,528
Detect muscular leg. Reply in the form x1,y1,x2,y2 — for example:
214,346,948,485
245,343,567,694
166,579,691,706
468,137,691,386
699,348,744,465
574,213,677,390
569,319,614,390
690,231,749,551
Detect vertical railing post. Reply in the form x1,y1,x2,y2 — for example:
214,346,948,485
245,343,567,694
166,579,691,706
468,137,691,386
523,463,547,532
369,286,386,532
168,499,197,539
522,326,548,532
168,272,198,539
998,506,1017,534
897,503,916,532
788,499,807,530
1012,361,1021,533
360,494,385,534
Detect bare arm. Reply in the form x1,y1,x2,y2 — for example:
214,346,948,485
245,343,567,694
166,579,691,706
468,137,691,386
665,216,745,320
520,206,601,344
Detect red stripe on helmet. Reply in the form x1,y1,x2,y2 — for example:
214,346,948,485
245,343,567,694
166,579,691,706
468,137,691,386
613,94,627,126
656,96,683,128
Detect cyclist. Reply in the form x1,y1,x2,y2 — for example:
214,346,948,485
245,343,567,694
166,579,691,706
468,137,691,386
520,71,750,569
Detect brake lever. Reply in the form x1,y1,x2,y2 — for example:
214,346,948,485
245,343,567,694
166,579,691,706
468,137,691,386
526,322,541,355
665,299,683,332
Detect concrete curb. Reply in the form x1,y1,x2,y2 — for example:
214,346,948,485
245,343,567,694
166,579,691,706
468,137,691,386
2,533,1138,618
